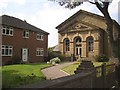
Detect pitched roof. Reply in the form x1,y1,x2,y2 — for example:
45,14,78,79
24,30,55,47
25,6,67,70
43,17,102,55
0,15,49,35
56,9,119,30
56,9,105,29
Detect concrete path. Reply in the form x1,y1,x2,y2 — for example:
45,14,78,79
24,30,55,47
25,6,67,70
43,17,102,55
41,62,75,80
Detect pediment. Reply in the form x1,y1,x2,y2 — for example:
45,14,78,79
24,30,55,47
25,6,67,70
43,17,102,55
71,22,90,29
59,21,98,33
57,10,107,33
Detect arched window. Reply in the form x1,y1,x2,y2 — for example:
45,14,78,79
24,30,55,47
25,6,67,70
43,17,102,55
64,38,70,52
87,37,94,52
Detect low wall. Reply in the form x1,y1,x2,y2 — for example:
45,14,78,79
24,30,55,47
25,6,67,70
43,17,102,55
18,61,117,89
20,72,95,88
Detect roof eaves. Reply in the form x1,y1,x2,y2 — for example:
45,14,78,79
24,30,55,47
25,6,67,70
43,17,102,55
1,15,49,35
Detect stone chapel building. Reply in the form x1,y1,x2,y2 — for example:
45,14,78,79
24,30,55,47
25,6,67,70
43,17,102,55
56,10,119,60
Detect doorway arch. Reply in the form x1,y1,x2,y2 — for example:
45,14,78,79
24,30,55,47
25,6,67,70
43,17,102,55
74,36,82,59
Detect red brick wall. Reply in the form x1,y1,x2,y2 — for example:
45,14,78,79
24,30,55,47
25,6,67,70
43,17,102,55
2,27,48,65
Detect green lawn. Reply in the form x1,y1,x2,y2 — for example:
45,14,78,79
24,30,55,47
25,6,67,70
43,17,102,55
2,63,52,88
61,62,107,75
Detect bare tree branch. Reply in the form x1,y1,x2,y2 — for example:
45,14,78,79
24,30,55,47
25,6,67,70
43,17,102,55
103,2,109,10
88,0,96,4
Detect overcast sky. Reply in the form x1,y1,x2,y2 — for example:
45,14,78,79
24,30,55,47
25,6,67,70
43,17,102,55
0,0,119,47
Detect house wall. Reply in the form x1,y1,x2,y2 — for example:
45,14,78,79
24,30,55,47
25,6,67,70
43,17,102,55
2,26,48,65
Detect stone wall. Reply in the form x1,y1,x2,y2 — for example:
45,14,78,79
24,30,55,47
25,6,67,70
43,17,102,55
58,29,103,58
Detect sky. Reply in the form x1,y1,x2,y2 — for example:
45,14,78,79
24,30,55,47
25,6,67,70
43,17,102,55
0,0,120,47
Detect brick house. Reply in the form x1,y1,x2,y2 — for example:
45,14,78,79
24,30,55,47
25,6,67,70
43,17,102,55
0,15,49,65
56,10,119,60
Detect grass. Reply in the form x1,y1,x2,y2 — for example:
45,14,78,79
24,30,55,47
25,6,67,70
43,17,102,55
61,61,110,75
61,62,80,75
2,63,52,88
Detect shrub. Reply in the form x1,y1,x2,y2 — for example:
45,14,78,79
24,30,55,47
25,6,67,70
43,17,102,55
95,54,109,62
50,57,61,64
48,50,65,62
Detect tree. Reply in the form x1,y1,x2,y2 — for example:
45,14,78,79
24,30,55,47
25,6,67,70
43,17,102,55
50,0,120,62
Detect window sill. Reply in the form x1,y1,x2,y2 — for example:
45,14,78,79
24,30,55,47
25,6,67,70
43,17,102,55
36,55,44,56
2,34,13,37
36,39,43,41
23,37,29,39
2,55,12,57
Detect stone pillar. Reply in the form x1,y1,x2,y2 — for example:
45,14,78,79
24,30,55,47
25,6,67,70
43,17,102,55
70,42,74,55
59,43,64,55
94,41,100,56
82,41,86,57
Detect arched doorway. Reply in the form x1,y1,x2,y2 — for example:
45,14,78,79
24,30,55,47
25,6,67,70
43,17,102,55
74,37,82,59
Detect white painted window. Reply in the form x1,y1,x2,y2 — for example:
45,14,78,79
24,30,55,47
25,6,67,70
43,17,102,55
36,48,44,56
2,45,13,56
23,31,29,38
2,26,14,36
36,33,43,40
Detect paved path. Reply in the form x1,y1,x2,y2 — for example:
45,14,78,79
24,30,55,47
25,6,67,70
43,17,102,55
41,62,75,80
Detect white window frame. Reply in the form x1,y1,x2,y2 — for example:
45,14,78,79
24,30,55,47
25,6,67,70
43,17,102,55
36,48,44,56
2,26,14,36
23,30,29,38
36,33,43,40
1,45,13,56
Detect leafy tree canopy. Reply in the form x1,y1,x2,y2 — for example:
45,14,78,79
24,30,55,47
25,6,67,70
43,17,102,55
49,0,112,10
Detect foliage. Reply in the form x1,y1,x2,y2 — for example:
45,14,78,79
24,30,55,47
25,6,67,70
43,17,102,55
50,57,61,65
2,63,52,88
48,46,55,52
48,50,65,62
50,0,112,9
95,54,109,62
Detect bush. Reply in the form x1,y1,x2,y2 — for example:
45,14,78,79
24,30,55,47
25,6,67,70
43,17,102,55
95,54,109,62
50,57,61,64
48,50,65,62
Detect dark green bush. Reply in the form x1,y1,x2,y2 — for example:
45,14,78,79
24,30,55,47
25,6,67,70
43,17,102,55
47,51,65,62
95,54,109,62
